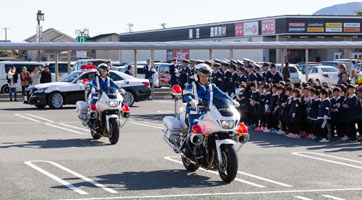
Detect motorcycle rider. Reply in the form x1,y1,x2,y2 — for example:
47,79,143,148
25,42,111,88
89,64,120,106
183,64,240,134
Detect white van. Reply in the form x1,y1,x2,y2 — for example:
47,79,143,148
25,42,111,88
0,61,44,93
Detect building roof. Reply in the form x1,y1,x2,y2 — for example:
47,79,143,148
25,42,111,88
87,33,119,41
24,28,75,42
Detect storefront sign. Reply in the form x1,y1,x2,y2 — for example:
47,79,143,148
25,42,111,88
262,20,275,34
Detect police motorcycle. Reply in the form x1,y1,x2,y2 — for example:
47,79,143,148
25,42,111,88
75,65,130,145
162,65,249,183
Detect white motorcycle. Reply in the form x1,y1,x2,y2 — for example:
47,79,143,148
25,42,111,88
162,84,249,183
76,83,130,145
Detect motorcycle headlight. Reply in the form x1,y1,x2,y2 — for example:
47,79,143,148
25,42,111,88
220,120,234,129
34,88,48,93
107,100,118,107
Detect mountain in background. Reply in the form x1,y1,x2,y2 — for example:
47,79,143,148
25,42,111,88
314,2,362,15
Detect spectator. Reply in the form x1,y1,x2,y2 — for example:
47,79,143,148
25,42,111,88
20,66,31,98
31,67,41,85
282,62,290,81
341,72,351,85
124,65,134,76
6,67,17,101
144,58,156,100
40,65,52,83
337,63,347,84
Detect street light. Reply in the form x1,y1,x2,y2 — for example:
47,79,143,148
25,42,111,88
36,10,44,62
36,10,44,25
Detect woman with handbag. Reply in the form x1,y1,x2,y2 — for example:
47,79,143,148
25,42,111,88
20,66,31,99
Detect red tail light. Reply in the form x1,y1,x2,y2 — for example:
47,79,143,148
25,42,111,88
80,65,97,70
171,84,182,95
122,104,130,112
191,124,203,134
90,104,97,111
142,82,150,87
236,123,248,135
322,74,329,78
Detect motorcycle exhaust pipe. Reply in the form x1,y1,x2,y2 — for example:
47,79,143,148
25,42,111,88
190,133,204,146
163,134,183,154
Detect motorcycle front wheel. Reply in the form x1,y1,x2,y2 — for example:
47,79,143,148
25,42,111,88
181,156,199,172
91,129,101,140
218,144,238,183
108,118,120,145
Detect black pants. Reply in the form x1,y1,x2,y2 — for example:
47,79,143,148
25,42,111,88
357,119,362,137
22,85,29,97
346,119,357,140
250,113,258,126
316,120,328,139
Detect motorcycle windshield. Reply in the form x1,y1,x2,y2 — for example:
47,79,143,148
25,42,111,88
104,88,118,99
213,99,233,117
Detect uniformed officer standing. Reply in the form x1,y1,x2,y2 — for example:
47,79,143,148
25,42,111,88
237,67,247,86
262,63,273,83
246,64,258,83
169,58,180,87
205,60,213,67
179,59,190,90
254,64,263,85
236,60,246,72
212,62,223,89
188,59,196,84
270,64,283,83
221,61,232,93
229,64,239,97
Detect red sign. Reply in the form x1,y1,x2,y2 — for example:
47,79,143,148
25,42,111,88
288,22,306,27
344,27,360,32
235,23,244,37
262,20,275,34
174,49,190,61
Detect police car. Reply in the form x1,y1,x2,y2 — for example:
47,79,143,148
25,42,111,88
24,65,151,109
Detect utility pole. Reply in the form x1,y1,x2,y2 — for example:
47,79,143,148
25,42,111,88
1,27,10,41
161,23,167,29
127,23,133,32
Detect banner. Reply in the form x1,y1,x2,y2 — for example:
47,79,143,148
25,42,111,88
234,23,244,37
262,20,275,34
173,49,189,61
244,21,259,36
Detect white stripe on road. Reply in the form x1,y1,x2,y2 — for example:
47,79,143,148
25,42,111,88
294,196,313,200
237,171,292,187
301,152,362,164
14,114,40,122
25,113,54,122
133,120,163,127
46,123,87,135
47,161,118,194
59,123,90,132
156,111,174,114
24,161,88,195
128,121,163,129
59,187,362,200
25,161,118,194
163,156,266,188
292,152,362,170
322,195,345,200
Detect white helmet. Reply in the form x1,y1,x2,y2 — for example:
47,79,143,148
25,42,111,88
194,64,212,81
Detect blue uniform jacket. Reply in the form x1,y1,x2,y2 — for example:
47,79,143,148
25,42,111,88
183,82,232,106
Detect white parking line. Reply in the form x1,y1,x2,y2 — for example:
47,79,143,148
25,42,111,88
133,120,163,127
25,160,118,194
294,196,313,200
24,161,88,195
46,123,87,135
292,152,362,170
59,187,362,200
322,195,345,200
26,113,54,122
59,123,90,132
237,171,292,187
156,111,174,114
163,156,266,188
14,114,40,122
128,121,163,129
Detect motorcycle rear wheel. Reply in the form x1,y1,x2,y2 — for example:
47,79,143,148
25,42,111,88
181,156,199,172
108,118,120,145
218,144,238,183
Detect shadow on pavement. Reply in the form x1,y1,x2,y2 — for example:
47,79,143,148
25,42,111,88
131,114,170,122
0,106,76,111
249,130,362,153
53,170,225,191
0,138,107,149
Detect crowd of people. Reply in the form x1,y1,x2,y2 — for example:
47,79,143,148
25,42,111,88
6,65,52,101
169,58,362,143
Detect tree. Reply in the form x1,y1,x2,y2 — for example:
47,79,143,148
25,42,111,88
354,10,362,16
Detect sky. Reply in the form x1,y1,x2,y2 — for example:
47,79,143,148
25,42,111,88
0,0,359,42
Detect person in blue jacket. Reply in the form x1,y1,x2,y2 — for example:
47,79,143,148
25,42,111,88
183,64,240,134
90,64,120,106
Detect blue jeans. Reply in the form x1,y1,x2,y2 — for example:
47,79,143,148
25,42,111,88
9,87,17,100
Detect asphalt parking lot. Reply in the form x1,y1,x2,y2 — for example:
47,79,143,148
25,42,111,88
1,99,362,200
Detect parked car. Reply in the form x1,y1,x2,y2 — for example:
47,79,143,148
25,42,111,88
157,63,172,87
0,61,45,94
308,66,339,85
121,64,160,88
320,61,355,72
43,61,74,80
334,59,359,65
274,63,301,83
24,68,151,108
296,62,319,74
73,59,108,71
